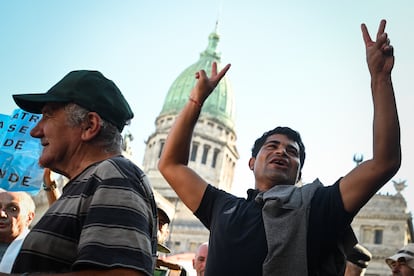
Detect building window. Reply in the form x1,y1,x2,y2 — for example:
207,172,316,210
211,149,220,168
361,227,371,244
189,242,198,253
374,229,383,244
158,140,165,158
173,241,181,251
201,145,210,164
190,143,199,161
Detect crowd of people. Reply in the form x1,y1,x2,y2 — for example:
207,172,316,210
0,19,411,276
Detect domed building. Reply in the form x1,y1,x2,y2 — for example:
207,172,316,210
142,24,239,253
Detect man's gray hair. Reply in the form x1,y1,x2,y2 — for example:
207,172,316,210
64,103,122,153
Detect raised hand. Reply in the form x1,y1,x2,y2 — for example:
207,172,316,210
190,62,231,105
361,19,394,77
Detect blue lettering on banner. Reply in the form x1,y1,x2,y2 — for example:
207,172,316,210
0,109,43,194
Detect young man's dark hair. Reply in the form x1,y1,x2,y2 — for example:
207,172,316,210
252,126,306,170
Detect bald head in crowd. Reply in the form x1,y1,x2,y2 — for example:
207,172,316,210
0,191,35,244
193,242,208,276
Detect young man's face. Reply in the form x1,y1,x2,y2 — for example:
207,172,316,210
250,134,301,190
0,192,33,243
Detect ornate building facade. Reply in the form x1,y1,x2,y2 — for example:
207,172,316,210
351,180,413,275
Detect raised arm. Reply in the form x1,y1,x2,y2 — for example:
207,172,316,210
340,19,401,213
158,62,231,212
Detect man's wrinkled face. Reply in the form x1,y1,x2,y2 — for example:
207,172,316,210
0,192,32,243
193,244,208,276
30,103,83,171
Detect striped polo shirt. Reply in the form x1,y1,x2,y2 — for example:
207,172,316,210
12,156,157,275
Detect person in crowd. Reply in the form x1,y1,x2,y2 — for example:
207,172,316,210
345,244,372,276
192,243,208,276
4,70,158,275
158,19,400,275
154,207,187,276
157,207,171,253
0,191,35,273
386,244,414,276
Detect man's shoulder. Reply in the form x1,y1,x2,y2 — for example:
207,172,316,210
90,156,143,177
205,184,241,201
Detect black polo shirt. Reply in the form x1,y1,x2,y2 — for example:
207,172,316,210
195,180,354,276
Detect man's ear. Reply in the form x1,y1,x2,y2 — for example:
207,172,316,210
27,211,35,227
81,112,102,141
248,157,255,171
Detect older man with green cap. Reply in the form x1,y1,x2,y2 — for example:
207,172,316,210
5,70,158,276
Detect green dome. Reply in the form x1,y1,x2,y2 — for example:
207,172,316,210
159,28,235,129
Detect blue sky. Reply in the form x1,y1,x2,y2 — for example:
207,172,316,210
1,1,413,215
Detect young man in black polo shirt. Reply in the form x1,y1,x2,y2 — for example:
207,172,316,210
159,19,400,275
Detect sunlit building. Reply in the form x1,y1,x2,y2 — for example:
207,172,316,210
142,23,238,254
351,180,413,275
